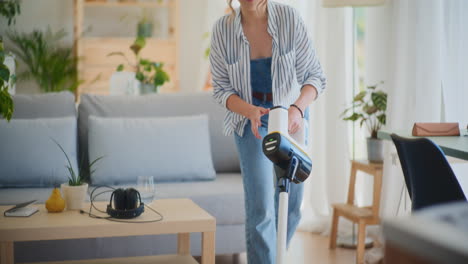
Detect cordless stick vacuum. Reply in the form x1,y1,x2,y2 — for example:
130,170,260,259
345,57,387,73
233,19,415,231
262,106,313,264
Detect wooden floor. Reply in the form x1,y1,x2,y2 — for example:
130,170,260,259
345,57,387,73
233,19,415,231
205,232,356,264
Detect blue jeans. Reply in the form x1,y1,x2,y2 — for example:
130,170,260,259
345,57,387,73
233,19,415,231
234,99,306,264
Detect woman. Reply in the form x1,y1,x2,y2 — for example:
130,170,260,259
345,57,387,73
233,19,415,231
210,0,326,263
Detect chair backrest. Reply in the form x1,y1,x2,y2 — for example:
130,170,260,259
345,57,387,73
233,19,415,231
391,134,466,211
347,160,383,217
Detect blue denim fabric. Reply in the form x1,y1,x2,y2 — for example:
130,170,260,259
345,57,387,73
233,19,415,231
233,57,308,263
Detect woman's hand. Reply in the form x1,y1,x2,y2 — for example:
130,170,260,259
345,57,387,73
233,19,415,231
247,106,270,139
288,106,303,134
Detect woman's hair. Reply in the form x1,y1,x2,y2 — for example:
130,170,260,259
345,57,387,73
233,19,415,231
228,0,268,21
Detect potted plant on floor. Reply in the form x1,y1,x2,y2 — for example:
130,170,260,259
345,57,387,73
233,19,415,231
108,36,170,94
53,140,103,210
342,82,387,162
7,28,82,93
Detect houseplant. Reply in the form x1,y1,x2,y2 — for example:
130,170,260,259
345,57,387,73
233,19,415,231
108,36,170,94
342,82,387,162
53,139,103,210
0,0,20,121
0,38,14,121
137,9,155,38
7,28,81,93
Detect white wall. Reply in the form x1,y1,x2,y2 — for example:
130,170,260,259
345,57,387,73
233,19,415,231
0,0,214,94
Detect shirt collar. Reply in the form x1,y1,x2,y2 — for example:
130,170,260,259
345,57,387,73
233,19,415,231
234,1,278,42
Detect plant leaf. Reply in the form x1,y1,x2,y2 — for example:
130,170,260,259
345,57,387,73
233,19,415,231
353,91,366,102
371,91,387,111
365,105,378,115
360,118,367,128
136,71,144,81
116,64,124,71
0,64,10,82
51,138,78,184
377,113,386,125
343,112,363,122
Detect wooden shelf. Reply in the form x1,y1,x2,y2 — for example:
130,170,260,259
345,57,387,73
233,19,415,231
81,36,177,44
84,0,172,8
74,0,180,96
20,254,198,264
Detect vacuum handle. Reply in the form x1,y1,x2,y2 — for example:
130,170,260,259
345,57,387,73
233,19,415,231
268,107,308,147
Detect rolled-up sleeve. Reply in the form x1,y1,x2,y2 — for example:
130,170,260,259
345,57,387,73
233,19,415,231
210,19,238,109
294,12,326,96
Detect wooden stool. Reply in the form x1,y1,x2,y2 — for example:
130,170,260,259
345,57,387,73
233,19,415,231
329,160,383,264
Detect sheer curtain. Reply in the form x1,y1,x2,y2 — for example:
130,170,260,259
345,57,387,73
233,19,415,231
441,1,468,126
297,1,354,232
366,0,468,217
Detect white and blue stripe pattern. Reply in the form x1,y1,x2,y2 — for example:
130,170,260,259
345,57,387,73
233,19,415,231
210,1,326,137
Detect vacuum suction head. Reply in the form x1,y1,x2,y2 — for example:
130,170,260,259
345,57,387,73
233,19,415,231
262,132,312,183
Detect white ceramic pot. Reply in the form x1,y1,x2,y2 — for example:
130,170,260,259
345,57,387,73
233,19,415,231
61,183,88,210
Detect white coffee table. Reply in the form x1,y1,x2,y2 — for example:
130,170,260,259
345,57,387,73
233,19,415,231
0,199,216,264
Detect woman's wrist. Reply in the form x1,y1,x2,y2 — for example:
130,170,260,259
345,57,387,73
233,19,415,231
290,104,304,118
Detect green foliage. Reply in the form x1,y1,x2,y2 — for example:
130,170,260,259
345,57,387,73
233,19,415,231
341,81,387,138
202,32,211,60
7,28,82,93
52,139,103,186
0,39,14,121
0,0,21,26
108,36,169,91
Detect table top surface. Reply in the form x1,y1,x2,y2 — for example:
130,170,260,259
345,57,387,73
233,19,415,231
383,202,468,263
0,198,215,242
378,129,468,161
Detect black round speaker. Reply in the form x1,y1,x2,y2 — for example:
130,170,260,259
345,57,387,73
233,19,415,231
106,188,144,219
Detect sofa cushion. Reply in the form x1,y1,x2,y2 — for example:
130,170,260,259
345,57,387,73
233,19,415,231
0,117,79,187
88,115,216,184
12,91,76,118
78,92,240,174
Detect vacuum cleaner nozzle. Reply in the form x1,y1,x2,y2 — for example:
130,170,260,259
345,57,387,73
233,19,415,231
262,132,312,183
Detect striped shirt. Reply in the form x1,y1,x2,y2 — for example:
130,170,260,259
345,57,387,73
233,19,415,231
210,1,326,137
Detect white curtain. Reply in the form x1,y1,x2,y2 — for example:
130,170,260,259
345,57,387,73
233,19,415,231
298,0,468,233
298,1,354,232
366,0,468,217
441,1,468,126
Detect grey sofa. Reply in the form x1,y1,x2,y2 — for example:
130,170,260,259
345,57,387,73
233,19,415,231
0,91,245,262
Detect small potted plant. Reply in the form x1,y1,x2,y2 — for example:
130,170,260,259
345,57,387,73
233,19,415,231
341,82,387,162
137,9,155,38
53,140,103,210
108,36,170,94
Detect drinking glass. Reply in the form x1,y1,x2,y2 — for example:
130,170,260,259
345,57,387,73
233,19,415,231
137,176,155,204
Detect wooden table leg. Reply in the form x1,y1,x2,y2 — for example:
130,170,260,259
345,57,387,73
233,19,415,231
201,231,215,264
177,233,190,255
0,242,13,264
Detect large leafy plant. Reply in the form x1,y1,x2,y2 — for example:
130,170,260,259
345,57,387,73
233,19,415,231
0,0,20,121
108,36,169,90
342,82,387,139
53,139,103,186
7,28,81,93
0,39,14,121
